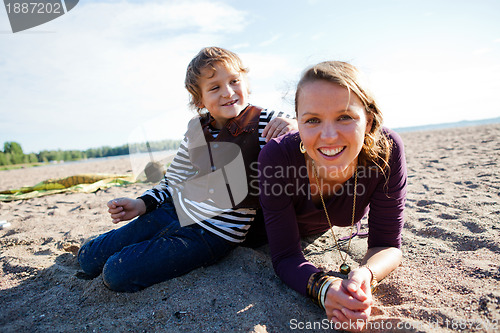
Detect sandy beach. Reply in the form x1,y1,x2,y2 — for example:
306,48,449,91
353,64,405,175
0,123,499,332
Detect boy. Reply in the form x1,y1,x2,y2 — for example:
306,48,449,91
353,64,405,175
77,47,296,292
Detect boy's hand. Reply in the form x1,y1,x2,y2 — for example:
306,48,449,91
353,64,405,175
107,198,146,224
262,117,298,142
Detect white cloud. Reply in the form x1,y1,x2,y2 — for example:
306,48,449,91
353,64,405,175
106,1,247,36
259,34,281,47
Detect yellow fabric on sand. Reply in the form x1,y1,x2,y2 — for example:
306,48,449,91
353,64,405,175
0,174,136,201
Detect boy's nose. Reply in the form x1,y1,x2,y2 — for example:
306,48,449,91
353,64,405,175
222,85,234,98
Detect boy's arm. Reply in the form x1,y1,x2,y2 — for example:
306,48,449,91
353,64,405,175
258,109,298,144
262,117,297,142
107,197,147,223
138,136,197,213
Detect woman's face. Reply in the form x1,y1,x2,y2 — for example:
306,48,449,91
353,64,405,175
297,80,372,181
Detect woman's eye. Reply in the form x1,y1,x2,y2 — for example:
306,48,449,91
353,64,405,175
339,114,353,121
305,118,320,124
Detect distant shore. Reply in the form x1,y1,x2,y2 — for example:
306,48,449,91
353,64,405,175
393,116,500,133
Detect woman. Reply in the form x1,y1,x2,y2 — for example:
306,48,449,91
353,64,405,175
258,61,407,330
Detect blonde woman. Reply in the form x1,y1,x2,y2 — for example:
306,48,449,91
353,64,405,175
258,61,407,331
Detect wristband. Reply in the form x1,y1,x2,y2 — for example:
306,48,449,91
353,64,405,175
319,277,341,309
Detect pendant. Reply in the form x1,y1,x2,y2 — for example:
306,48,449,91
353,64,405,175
340,263,351,275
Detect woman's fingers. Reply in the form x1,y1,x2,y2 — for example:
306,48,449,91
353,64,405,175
338,290,372,311
329,310,366,332
343,268,373,302
341,307,370,321
324,276,374,332
325,279,371,313
332,309,348,322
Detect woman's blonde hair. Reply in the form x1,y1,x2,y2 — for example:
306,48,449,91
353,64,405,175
185,47,249,115
295,61,391,174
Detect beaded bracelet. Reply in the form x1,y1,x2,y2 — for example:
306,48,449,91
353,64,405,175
362,265,378,293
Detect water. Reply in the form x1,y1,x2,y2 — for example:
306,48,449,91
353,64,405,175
32,150,177,170
393,116,500,133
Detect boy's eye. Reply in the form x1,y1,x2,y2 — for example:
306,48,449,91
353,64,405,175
209,86,219,91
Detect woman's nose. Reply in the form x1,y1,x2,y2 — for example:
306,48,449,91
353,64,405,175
320,123,339,140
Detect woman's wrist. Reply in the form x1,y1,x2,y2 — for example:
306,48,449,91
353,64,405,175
320,277,342,309
360,265,378,292
307,272,342,309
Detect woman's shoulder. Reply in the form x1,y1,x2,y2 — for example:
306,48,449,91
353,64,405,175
382,127,403,144
262,130,301,152
381,127,405,159
259,131,301,164
380,127,407,183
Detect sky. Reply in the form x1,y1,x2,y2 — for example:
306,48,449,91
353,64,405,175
1,0,499,153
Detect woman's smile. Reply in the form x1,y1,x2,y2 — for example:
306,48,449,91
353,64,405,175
297,80,372,182
318,146,345,158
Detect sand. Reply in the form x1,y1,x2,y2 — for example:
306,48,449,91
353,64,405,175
0,124,499,332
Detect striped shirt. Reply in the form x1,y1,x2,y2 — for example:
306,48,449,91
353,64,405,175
139,107,291,243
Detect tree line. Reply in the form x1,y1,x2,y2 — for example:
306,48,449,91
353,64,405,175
0,140,181,166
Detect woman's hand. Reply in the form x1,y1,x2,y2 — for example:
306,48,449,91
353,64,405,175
107,198,146,224
324,268,373,332
262,117,298,142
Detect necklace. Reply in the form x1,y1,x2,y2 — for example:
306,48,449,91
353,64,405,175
311,160,358,275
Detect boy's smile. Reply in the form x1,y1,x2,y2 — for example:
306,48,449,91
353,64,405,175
198,62,250,129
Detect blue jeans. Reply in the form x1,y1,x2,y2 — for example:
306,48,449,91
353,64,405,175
77,200,235,292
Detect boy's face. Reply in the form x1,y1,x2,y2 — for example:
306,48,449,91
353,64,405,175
198,62,249,129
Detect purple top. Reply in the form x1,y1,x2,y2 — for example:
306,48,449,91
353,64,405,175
258,129,407,296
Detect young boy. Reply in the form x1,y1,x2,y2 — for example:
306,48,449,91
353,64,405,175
77,47,296,292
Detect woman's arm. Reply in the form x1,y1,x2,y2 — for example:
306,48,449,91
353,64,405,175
360,246,403,282
258,137,321,295
321,247,402,331
324,131,407,330
343,246,403,303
